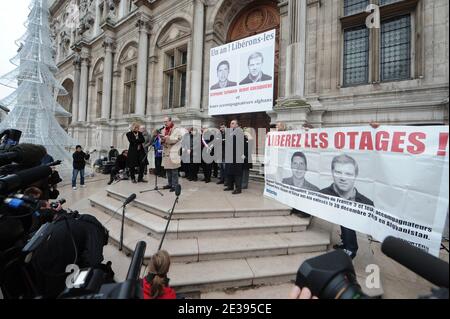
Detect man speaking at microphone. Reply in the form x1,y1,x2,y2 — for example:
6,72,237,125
161,117,183,192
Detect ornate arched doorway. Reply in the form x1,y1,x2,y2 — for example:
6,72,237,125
219,0,280,145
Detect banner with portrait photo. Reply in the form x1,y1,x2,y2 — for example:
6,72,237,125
264,126,449,256
208,29,276,116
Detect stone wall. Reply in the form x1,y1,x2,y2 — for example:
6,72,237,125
49,0,448,153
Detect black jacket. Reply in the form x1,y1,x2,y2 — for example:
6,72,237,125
225,129,246,175
126,131,145,167
72,151,90,170
115,154,127,170
108,149,119,161
321,184,374,206
31,213,108,298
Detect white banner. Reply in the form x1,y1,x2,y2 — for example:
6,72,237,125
208,30,276,116
264,126,449,256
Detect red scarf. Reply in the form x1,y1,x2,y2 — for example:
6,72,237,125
164,123,174,136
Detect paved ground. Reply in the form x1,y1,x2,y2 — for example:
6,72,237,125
62,174,449,299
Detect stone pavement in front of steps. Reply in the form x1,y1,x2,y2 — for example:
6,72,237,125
61,174,448,299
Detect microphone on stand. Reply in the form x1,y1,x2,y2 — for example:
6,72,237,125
175,184,181,197
158,185,181,251
119,193,137,251
122,193,137,207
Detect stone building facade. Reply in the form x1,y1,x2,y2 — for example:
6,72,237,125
49,0,449,155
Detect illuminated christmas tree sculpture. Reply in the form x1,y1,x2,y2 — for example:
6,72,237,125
0,0,79,178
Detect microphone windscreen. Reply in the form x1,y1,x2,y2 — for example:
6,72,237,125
381,236,449,288
16,166,52,185
175,184,181,196
11,144,47,166
124,193,137,205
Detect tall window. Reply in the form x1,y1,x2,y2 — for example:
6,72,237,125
163,47,187,109
344,0,369,16
381,15,411,81
341,0,415,86
343,26,369,86
96,77,103,118
123,64,137,115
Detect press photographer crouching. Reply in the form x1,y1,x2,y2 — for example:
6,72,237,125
0,139,111,299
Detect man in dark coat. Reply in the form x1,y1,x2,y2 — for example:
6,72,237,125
216,124,227,185
201,128,215,183
242,129,254,189
126,123,146,183
224,120,245,195
321,154,374,259
108,150,128,185
72,145,90,190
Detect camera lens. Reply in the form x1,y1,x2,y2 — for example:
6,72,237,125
321,272,367,299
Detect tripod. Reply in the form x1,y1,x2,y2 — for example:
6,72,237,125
140,145,164,196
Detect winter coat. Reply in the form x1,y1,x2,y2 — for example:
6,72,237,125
162,126,183,170
126,131,145,168
72,151,90,170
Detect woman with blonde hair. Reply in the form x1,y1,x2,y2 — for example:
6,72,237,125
142,250,176,299
126,122,146,183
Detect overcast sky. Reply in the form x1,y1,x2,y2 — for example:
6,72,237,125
0,0,30,100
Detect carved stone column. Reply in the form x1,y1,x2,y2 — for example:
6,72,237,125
72,54,81,124
135,15,151,116
78,50,91,122
284,0,307,100
101,37,115,119
189,0,205,110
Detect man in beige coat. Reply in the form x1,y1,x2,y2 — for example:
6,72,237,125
161,116,183,192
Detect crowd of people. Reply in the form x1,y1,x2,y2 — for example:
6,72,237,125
76,117,256,195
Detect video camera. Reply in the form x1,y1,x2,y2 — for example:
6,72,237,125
0,129,22,152
295,236,449,299
0,131,111,299
58,241,146,299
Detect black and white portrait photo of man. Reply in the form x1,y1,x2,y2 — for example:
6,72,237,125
210,60,237,90
282,151,319,192
239,52,272,85
321,154,374,259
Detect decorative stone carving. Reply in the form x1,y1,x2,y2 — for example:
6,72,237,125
93,60,104,76
136,17,152,33
73,53,82,69
157,22,191,48
227,3,279,41
102,37,116,52
119,44,138,64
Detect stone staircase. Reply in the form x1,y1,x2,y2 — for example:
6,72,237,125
249,159,266,183
85,178,330,295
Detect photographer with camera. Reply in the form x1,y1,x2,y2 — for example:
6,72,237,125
72,145,90,190
290,236,449,300
28,206,111,298
108,150,128,185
